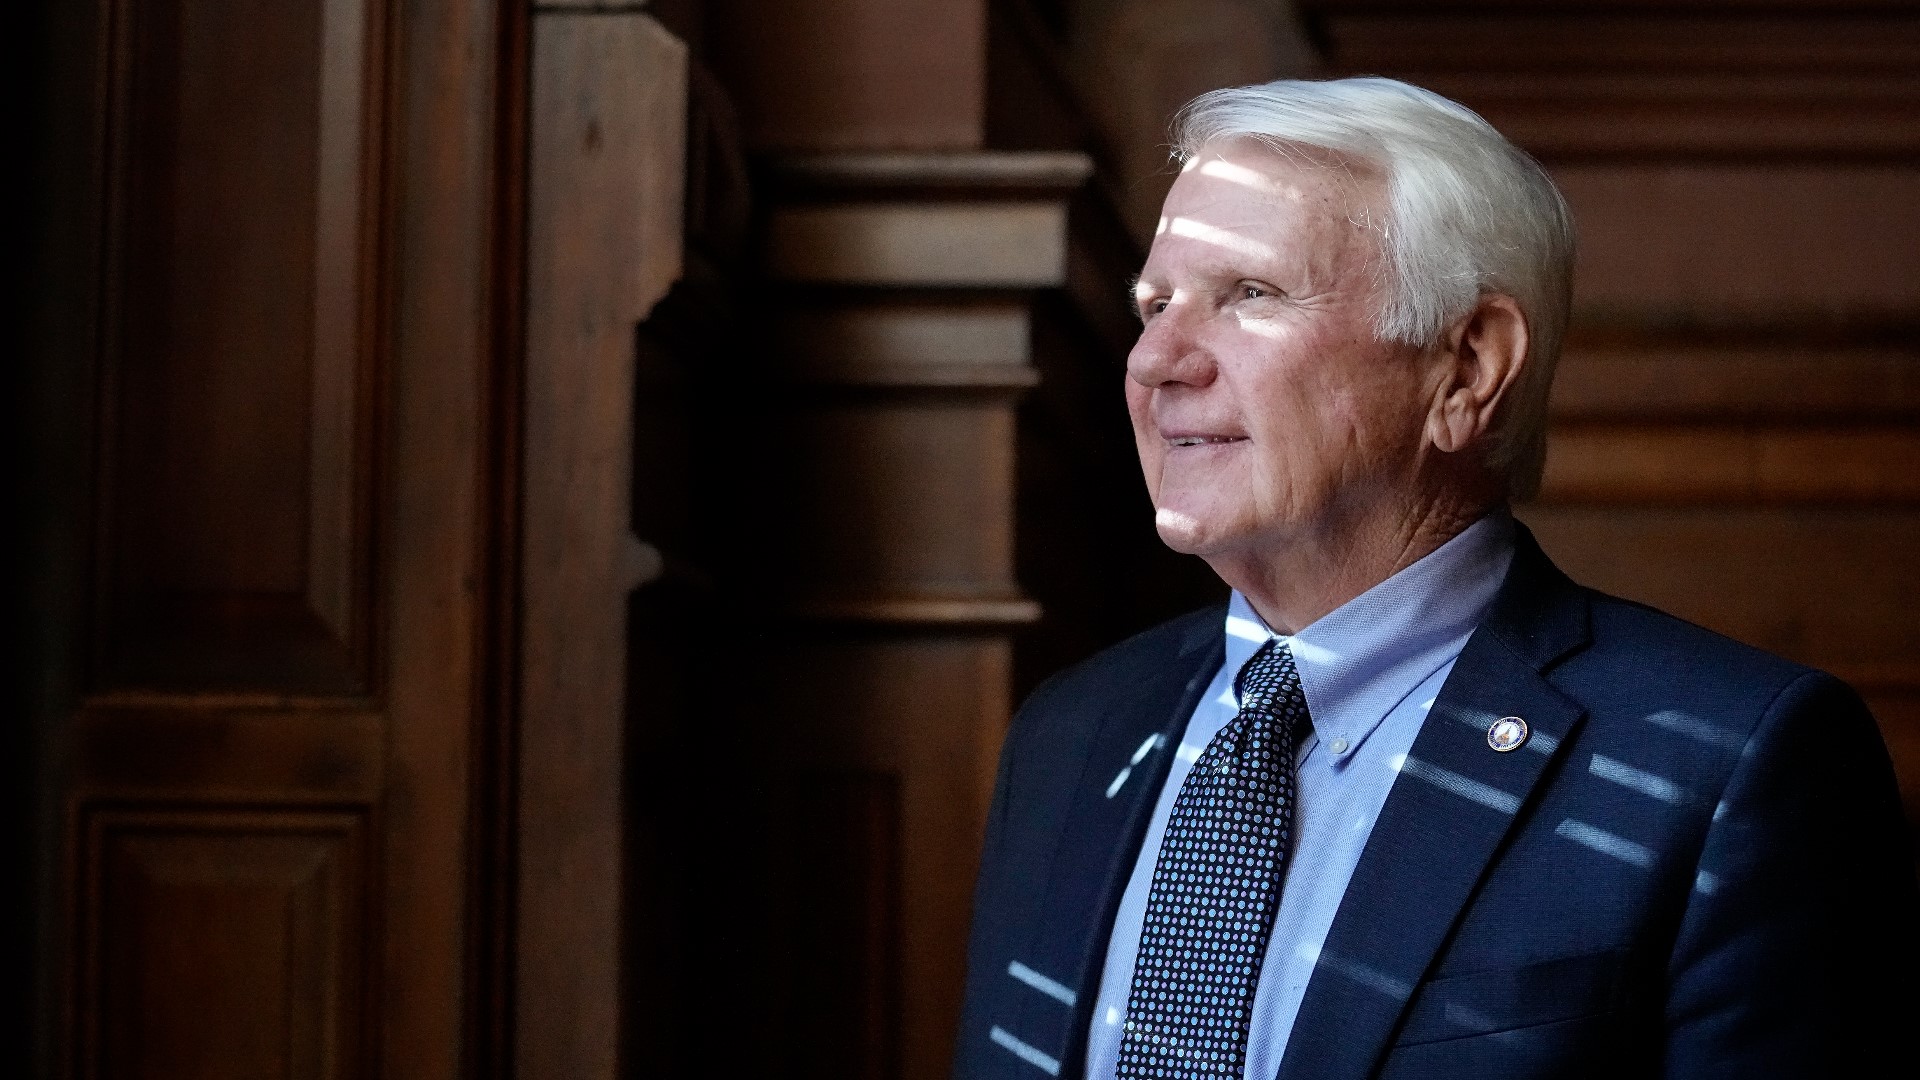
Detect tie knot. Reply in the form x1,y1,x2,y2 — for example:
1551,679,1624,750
1234,638,1298,700
1234,639,1313,746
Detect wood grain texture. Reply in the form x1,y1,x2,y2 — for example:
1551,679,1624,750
709,0,987,151
1540,426,1920,504
377,0,514,1076
1312,4,1920,159
782,302,1032,364
1551,326,1920,421
92,0,382,696
765,639,1014,1080
787,772,904,1080
520,12,686,1080
78,809,368,1080
779,401,1019,598
767,203,1070,287
75,710,385,800
1556,165,1920,319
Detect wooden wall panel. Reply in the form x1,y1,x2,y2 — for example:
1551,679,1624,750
781,402,1018,602
1550,325,1920,421
62,0,399,1074
80,811,367,1080
709,0,987,150
766,638,1015,1080
1541,425,1920,504
1319,5,1920,160
94,0,380,696
1555,165,1920,318
787,771,904,1080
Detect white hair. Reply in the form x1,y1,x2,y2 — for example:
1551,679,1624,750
1172,77,1575,499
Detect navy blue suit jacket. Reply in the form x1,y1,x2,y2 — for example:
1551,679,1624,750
956,528,1918,1079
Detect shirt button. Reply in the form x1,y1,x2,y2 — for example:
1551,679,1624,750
1329,737,1350,755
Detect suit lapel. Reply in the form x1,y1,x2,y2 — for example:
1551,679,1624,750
1011,611,1223,1078
1275,528,1592,1080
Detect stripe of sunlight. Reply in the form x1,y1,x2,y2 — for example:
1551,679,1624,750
1555,819,1656,870
1105,734,1166,798
1646,710,1745,753
1315,951,1413,1002
1195,156,1311,197
1588,753,1687,805
1392,754,1522,815
1007,960,1078,1006
989,1026,1061,1076
1166,216,1276,261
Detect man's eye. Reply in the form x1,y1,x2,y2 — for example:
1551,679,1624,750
1141,298,1169,319
1241,284,1271,300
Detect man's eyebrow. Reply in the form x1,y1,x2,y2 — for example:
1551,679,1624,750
1125,274,1146,322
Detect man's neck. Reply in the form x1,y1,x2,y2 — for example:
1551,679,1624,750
1208,497,1498,635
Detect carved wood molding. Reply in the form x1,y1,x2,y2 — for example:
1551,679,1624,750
765,150,1095,195
760,150,1091,629
519,10,687,1080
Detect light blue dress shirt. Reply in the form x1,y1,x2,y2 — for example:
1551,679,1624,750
1083,513,1515,1080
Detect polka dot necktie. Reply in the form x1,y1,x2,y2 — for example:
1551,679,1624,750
1116,639,1313,1079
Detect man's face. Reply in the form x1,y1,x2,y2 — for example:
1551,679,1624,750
1127,141,1437,563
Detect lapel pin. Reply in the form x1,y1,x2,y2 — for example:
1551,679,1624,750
1487,716,1530,752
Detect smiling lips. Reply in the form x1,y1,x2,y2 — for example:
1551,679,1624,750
1167,434,1247,447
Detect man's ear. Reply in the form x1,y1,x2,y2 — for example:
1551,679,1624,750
1427,293,1530,455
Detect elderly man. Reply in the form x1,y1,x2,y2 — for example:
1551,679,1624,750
954,78,1917,1080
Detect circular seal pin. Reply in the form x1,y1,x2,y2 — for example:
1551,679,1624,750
1487,716,1530,752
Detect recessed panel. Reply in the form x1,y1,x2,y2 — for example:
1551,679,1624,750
96,0,380,694
786,772,902,1080
81,809,368,1080
781,401,1018,598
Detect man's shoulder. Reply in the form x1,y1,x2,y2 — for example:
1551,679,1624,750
992,605,1225,807
1583,586,1810,675
1557,581,1835,725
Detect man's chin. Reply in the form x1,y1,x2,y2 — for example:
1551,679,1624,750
1153,507,1237,557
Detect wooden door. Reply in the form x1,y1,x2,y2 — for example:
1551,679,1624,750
25,0,527,1076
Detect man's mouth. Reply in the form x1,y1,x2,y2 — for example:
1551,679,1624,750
1167,435,1247,448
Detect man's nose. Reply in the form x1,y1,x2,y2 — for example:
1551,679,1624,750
1127,305,1216,389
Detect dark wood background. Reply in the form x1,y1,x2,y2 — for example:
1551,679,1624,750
15,1,1917,1078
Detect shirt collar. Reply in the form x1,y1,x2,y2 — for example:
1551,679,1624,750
1222,510,1516,762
